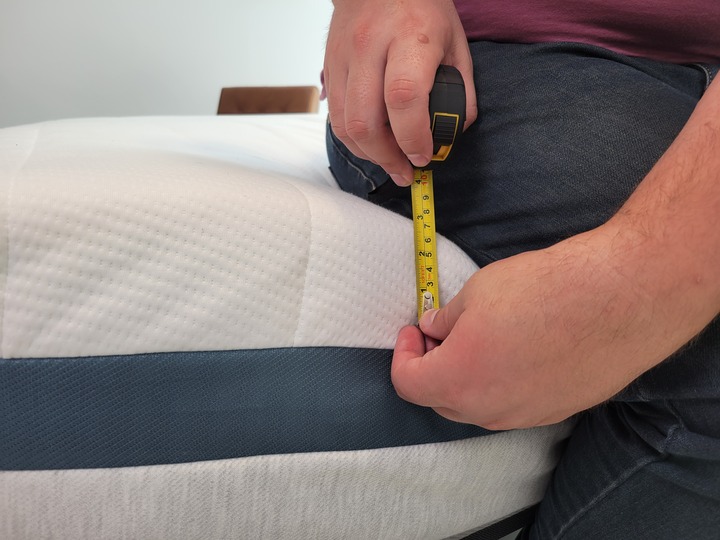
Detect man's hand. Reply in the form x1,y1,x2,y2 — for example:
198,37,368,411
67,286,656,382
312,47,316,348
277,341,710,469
392,75,720,430
392,222,718,430
324,0,477,186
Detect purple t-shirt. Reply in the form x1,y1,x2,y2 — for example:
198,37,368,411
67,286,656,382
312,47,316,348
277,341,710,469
454,0,720,64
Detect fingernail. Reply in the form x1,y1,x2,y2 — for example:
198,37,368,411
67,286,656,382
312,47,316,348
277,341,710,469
390,173,411,187
421,308,438,327
408,154,430,167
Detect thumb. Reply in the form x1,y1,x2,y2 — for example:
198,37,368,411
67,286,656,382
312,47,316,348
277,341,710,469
419,293,465,341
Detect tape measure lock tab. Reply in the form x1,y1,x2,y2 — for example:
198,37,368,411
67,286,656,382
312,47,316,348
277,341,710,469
422,292,435,314
430,112,460,161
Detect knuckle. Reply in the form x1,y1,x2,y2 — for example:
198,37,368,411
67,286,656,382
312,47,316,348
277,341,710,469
391,368,417,403
344,118,375,141
351,25,373,54
394,134,425,152
385,78,422,111
392,364,434,406
329,121,349,141
327,108,347,138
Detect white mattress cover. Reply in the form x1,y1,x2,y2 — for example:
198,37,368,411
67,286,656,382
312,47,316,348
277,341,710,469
0,424,573,540
0,114,573,539
0,115,477,358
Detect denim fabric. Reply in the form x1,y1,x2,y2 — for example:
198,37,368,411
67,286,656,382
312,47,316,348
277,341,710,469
326,41,720,538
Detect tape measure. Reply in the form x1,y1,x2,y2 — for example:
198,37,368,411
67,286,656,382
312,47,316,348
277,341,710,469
411,168,440,320
411,65,466,320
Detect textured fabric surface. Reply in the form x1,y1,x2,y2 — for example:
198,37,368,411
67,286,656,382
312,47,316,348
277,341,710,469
0,114,573,538
0,347,490,470
0,115,477,358
0,423,573,540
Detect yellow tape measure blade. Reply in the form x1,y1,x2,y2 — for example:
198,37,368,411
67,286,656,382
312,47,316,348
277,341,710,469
411,168,440,321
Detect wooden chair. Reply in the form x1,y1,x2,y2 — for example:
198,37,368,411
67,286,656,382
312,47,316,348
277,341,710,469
217,86,320,114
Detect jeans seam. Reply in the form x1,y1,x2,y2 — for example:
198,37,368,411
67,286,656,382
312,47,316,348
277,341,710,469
694,63,713,89
661,401,688,453
554,416,682,539
554,454,666,540
327,128,379,191
692,63,720,89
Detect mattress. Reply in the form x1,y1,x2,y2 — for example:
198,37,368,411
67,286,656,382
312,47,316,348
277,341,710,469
0,114,572,539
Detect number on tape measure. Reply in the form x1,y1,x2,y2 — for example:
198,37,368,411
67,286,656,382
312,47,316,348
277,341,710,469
411,168,439,321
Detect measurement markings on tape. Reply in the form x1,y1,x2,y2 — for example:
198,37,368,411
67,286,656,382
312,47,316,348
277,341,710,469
411,168,439,321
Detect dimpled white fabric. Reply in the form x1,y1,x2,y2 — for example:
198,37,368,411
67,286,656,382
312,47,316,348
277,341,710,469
0,115,478,358
0,115,574,540
0,423,574,540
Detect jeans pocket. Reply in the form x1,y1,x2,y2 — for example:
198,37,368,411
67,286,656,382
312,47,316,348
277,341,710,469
692,63,720,89
325,120,389,199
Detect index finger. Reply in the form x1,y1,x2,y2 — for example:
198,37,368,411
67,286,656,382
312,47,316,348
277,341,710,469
391,325,439,407
391,324,463,410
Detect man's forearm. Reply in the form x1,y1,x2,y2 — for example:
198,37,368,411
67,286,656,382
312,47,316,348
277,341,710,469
604,75,720,345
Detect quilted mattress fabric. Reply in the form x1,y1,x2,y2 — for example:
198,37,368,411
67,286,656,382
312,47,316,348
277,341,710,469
0,115,572,539
0,115,477,357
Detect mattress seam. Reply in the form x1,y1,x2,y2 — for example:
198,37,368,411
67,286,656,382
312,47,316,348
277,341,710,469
272,176,314,347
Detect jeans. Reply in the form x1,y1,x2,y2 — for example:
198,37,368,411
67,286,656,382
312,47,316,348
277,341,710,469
326,41,720,539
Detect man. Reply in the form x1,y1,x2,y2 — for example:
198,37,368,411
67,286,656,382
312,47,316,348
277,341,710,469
323,0,720,537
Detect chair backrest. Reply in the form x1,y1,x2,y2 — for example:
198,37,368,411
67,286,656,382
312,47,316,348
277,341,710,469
217,86,320,114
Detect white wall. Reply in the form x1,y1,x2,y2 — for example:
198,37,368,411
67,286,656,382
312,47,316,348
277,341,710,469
0,0,333,128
